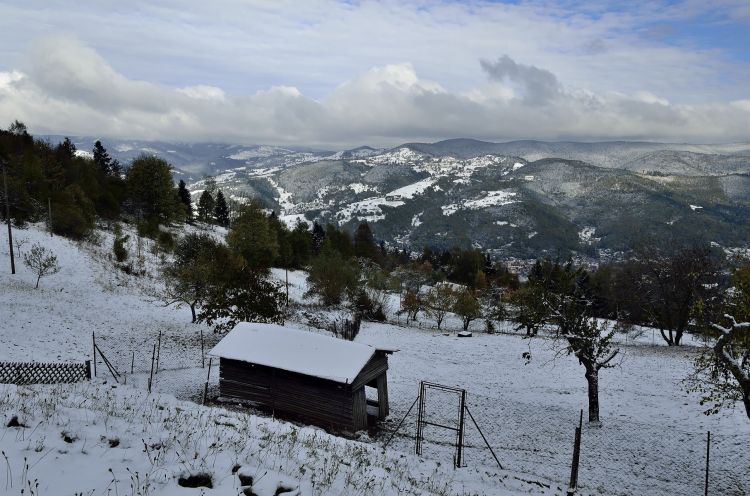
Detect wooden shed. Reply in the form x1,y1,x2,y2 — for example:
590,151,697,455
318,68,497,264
209,323,395,434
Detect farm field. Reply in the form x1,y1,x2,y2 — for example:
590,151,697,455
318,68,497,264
0,225,748,495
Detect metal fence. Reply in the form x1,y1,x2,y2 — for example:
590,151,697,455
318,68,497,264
0,361,91,385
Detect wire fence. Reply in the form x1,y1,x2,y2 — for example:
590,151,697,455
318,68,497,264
378,383,749,495
91,328,222,400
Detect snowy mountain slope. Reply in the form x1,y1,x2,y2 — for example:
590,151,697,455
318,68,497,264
189,147,750,258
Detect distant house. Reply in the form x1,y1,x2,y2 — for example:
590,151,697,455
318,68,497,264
209,323,396,434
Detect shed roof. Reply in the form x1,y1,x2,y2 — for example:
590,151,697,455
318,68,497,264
208,323,379,384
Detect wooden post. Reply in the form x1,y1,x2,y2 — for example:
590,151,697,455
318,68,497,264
155,331,162,375
285,267,289,306
148,343,156,393
200,330,205,368
2,164,15,275
92,332,97,377
85,360,91,380
567,409,583,496
131,351,135,374
202,358,212,405
415,381,426,455
456,388,466,468
704,431,711,496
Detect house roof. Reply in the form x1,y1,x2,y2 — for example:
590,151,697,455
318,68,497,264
208,322,381,384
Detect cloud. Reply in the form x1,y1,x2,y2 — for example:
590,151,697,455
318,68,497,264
0,36,749,147
480,56,562,106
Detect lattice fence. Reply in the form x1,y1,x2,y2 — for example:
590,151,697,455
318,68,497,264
0,361,91,385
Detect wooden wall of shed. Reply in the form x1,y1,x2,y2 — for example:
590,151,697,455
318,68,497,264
219,358,357,432
351,352,389,390
351,387,369,431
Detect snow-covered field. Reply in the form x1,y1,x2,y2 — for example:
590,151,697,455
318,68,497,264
0,225,748,495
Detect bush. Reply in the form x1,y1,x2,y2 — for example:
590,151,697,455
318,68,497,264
113,234,129,263
157,230,175,252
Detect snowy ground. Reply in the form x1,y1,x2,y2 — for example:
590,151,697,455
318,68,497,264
1,225,748,495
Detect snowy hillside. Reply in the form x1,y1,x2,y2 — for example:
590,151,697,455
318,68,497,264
1,225,748,495
185,143,750,260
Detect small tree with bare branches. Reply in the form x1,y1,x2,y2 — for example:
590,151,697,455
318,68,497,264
23,243,60,288
519,259,620,423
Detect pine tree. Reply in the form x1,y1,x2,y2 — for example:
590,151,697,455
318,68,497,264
177,180,193,222
311,222,325,254
93,140,112,175
354,221,377,260
214,190,230,227
197,190,215,223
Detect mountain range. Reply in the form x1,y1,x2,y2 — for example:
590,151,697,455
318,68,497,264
49,136,750,260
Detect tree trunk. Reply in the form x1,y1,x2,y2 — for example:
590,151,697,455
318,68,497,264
463,318,470,331
674,328,683,346
743,389,750,421
35,273,41,289
190,302,197,323
584,365,600,423
659,328,674,346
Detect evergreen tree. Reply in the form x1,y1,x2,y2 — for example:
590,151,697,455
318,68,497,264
311,221,325,254
353,221,377,260
214,190,230,227
197,190,215,222
93,140,112,175
226,201,278,270
177,180,193,222
125,155,179,223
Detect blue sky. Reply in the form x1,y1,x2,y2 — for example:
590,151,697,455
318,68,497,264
0,0,748,145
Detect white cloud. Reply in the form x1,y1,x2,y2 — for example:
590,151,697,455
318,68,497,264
0,35,749,146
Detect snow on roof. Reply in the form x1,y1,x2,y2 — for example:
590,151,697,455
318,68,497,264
208,323,377,384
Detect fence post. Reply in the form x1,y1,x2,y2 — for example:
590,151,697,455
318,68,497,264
704,431,711,496
85,360,91,380
567,409,583,496
456,388,466,468
202,358,212,405
131,351,135,374
200,330,205,368
155,330,162,375
148,343,156,393
92,332,97,377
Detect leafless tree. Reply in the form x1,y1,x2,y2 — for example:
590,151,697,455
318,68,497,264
23,243,60,288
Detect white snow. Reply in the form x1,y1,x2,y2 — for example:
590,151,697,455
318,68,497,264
385,177,437,200
442,190,518,216
74,149,93,159
1,224,748,496
411,212,423,227
209,323,378,384
348,182,378,194
335,196,404,225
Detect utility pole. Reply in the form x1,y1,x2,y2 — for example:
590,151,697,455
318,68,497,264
2,163,15,274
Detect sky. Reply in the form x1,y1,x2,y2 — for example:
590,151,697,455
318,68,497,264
0,0,749,147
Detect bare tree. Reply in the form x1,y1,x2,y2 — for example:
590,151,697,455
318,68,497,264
424,283,455,330
709,316,750,419
23,243,60,288
519,260,620,423
631,245,721,346
13,237,27,257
